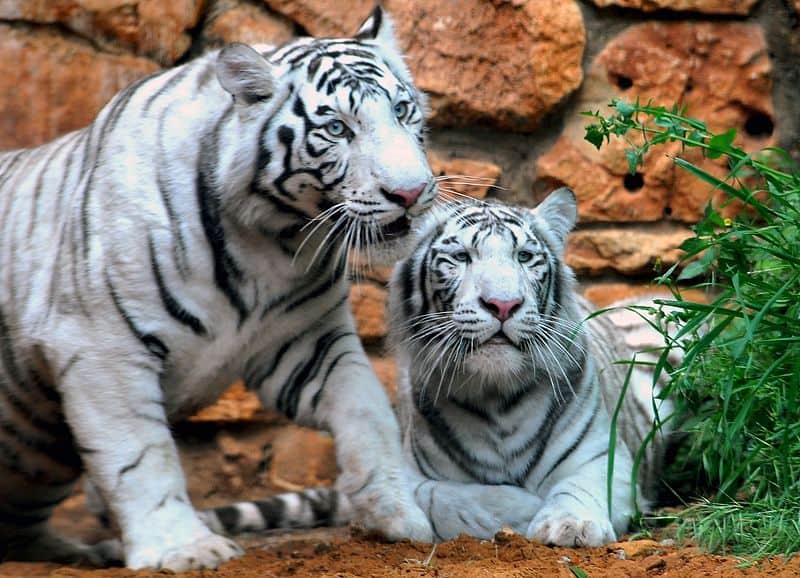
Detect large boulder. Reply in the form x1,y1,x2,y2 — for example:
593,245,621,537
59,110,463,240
0,24,159,150
263,0,586,131
590,0,758,14
537,21,774,224
0,0,204,65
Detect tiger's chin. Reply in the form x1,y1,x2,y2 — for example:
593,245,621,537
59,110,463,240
355,215,417,266
463,341,528,385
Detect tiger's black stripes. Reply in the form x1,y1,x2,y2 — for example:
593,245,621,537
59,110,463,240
276,328,354,419
196,104,250,326
309,349,364,411
155,107,191,277
117,446,150,479
27,144,63,239
144,65,194,114
104,269,169,362
285,259,346,313
0,307,24,388
147,233,207,337
539,403,600,487
413,394,500,484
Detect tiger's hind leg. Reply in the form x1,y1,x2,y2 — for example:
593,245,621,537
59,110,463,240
0,474,122,566
2,523,122,566
0,357,119,565
57,356,243,570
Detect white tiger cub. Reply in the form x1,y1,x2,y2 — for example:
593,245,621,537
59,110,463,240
0,7,437,570
201,189,675,546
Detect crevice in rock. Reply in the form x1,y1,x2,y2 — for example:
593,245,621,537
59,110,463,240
0,19,125,59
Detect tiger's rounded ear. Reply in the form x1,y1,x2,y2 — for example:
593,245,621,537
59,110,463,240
356,5,385,39
531,187,577,247
355,5,400,50
216,43,275,105
354,5,417,91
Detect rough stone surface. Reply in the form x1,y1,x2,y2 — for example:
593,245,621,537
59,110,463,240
267,425,337,491
565,226,691,276
369,355,398,401
205,0,295,49
429,152,502,200
190,381,264,422
262,0,367,36
264,0,586,131
591,0,758,14
350,283,388,342
582,282,707,307
0,24,160,150
0,0,203,65
537,21,774,223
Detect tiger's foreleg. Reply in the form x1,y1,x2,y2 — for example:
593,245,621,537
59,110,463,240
525,414,634,547
59,357,243,570
411,478,543,541
256,312,433,543
320,362,433,542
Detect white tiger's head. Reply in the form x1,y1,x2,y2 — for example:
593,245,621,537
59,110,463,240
215,7,436,264
389,189,582,395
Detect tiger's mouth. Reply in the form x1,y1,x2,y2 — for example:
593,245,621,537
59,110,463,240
484,331,515,347
379,215,411,240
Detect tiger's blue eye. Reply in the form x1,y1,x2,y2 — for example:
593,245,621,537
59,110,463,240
393,101,409,119
453,250,470,263
517,250,534,263
325,120,347,137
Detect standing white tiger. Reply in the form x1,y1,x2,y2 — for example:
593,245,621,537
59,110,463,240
203,189,674,547
0,7,437,570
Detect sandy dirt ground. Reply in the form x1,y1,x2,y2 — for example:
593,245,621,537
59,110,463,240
1,419,797,578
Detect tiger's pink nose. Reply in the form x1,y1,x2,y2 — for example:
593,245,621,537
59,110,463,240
382,183,426,208
479,298,524,322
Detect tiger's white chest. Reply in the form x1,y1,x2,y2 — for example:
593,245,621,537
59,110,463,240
158,315,262,418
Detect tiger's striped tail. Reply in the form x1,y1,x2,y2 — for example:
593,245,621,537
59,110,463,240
199,488,352,536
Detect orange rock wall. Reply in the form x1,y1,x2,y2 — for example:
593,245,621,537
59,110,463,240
1,0,798,421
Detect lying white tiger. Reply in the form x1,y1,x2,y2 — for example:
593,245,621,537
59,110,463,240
202,189,674,547
0,7,437,570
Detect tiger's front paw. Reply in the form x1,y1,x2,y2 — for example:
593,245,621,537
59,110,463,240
126,530,244,570
368,500,433,543
526,503,616,547
338,472,433,542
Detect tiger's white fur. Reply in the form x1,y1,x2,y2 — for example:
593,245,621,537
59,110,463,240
0,7,437,570
201,190,675,547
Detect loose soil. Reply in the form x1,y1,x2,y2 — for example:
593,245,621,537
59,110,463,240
1,419,797,578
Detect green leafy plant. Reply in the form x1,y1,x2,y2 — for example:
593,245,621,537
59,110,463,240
584,99,800,558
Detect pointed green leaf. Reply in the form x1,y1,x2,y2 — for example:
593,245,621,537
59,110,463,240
708,128,737,159
585,124,605,150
